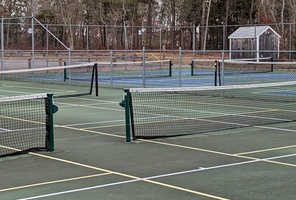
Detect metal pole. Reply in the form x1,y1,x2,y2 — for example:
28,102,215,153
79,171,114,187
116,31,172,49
289,23,291,60
142,47,146,87
179,47,182,87
31,14,35,68
110,51,113,88
87,25,89,51
160,26,162,59
68,48,71,66
1,18,4,77
46,24,49,67
192,24,196,54
221,25,226,86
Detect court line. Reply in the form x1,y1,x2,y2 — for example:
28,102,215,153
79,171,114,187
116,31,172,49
57,122,296,168
53,99,296,159
0,115,45,125
67,97,119,103
4,98,292,198
0,173,111,192
15,153,296,200
0,89,28,94
2,117,295,198
81,123,125,130
14,152,229,200
56,102,124,112
255,125,296,133
58,119,124,127
236,144,296,155
57,124,125,139
57,103,119,109
141,137,296,167
0,85,76,93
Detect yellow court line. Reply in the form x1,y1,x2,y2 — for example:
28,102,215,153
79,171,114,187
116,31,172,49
139,139,296,168
262,160,296,167
146,180,229,200
2,123,294,199
0,115,44,125
60,125,296,168
235,145,296,155
1,125,229,199
23,152,228,200
0,173,111,192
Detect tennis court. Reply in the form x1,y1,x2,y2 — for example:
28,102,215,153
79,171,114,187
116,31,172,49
0,77,296,200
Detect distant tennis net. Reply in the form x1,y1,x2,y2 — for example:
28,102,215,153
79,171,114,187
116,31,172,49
0,62,98,97
191,57,273,77
217,58,296,85
191,58,296,85
122,81,296,141
98,59,172,80
0,93,57,157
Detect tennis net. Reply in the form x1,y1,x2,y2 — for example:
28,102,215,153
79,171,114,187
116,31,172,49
190,59,217,76
0,62,98,97
0,93,57,157
122,81,296,141
217,58,296,85
190,59,218,86
98,59,172,80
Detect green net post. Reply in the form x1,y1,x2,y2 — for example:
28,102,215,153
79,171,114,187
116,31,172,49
190,60,194,76
63,61,67,81
169,60,173,77
214,60,218,86
47,94,58,151
123,89,132,142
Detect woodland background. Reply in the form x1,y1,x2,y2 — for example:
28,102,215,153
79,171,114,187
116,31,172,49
1,0,296,51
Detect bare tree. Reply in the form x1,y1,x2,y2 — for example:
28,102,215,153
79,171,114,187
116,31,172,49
51,0,83,50
201,0,211,51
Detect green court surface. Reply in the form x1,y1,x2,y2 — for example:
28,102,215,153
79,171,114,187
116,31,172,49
0,82,296,200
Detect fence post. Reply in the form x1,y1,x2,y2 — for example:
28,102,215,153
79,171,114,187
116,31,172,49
178,47,182,87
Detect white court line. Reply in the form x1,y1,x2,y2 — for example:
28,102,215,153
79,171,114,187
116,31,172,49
255,126,296,133
67,97,119,104
56,101,123,112
57,119,125,127
17,153,296,200
0,90,28,95
0,127,10,132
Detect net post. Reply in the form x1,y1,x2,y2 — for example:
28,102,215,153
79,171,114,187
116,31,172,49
124,89,132,142
90,63,99,96
63,61,67,81
47,93,56,152
190,60,194,76
169,60,173,77
218,61,221,86
214,60,217,86
95,63,99,96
